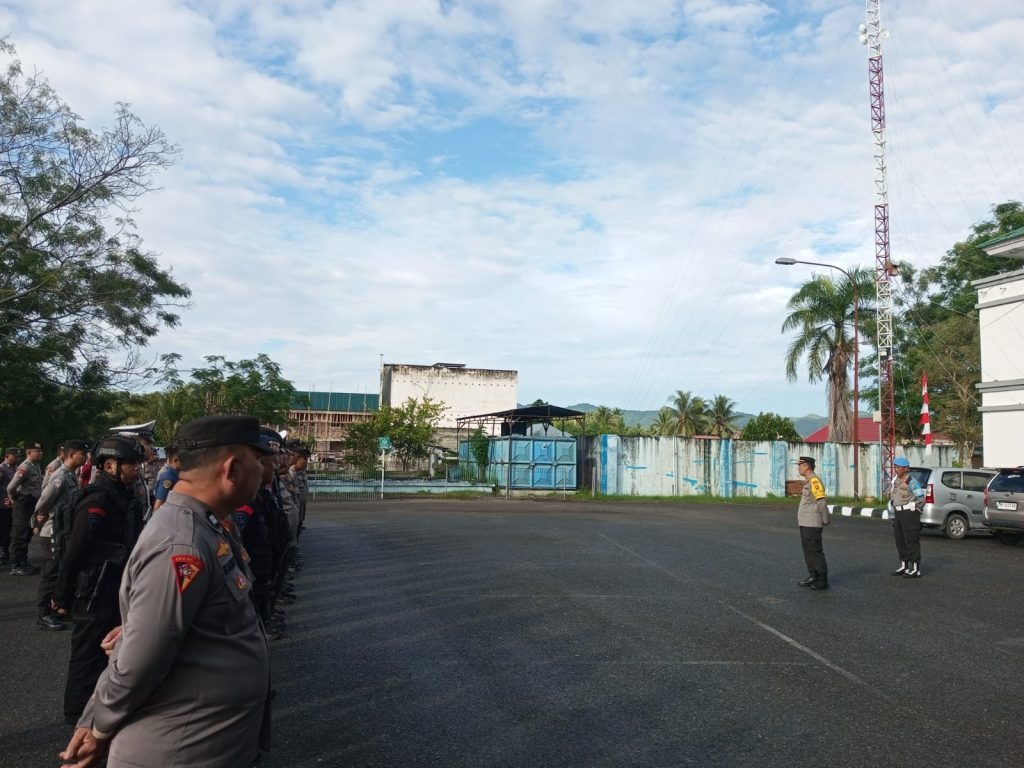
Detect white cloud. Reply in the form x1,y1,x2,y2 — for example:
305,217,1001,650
2,0,1022,417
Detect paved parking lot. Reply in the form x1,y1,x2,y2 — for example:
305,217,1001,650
3,497,1023,767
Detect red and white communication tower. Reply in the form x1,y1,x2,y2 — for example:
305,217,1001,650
859,1,897,485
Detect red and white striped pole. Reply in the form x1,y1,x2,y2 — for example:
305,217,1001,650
920,372,932,457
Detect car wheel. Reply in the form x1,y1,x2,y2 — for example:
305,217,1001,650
944,513,969,540
994,531,1021,546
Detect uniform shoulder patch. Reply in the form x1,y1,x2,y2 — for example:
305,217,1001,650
809,477,826,500
16,468,25,477
162,479,173,490
87,506,106,517
216,539,231,558
172,554,205,594
235,572,249,591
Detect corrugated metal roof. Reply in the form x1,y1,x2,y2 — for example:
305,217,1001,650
292,392,379,412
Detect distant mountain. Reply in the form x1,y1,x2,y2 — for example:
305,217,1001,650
566,403,828,438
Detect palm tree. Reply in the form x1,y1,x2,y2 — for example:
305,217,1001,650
669,389,708,437
782,268,875,443
707,394,739,438
651,407,678,436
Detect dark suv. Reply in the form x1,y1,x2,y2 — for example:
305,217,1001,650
983,468,1024,545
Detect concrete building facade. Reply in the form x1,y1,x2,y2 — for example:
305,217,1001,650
380,363,518,431
974,258,1024,467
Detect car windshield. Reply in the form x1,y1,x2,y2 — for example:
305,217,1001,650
990,472,1024,494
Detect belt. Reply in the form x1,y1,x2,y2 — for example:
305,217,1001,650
894,503,917,511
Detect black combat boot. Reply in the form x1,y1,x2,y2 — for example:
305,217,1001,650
890,560,907,576
903,562,922,578
810,573,830,590
37,611,65,631
798,573,815,587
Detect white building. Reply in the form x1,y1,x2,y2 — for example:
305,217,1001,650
380,362,518,430
975,226,1024,467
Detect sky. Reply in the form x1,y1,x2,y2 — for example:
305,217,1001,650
3,0,1023,417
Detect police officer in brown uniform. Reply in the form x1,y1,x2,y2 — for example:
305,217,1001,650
60,415,274,768
888,456,926,578
6,441,44,575
34,440,90,630
795,456,831,591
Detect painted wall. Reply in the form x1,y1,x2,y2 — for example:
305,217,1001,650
381,364,517,429
585,436,958,499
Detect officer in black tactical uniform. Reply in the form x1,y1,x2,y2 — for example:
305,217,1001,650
233,427,281,626
53,435,144,725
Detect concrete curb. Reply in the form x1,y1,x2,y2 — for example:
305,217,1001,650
828,504,893,521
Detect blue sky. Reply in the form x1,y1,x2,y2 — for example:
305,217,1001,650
3,0,1023,417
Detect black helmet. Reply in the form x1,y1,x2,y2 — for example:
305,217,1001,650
93,435,144,464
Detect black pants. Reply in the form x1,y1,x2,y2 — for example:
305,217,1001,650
36,537,59,613
10,495,37,564
0,506,11,557
64,607,119,724
800,526,828,576
894,508,922,563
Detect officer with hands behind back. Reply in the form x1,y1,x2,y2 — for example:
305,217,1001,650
59,415,274,768
7,441,44,575
795,456,831,591
889,456,926,578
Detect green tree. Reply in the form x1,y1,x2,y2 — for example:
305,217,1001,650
740,412,801,442
468,427,491,481
668,390,708,437
650,407,678,436
707,394,739,438
782,267,876,443
344,397,447,472
561,405,627,436
0,41,190,432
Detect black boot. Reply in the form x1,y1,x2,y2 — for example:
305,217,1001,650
890,560,907,576
798,573,815,587
903,562,922,578
37,611,65,631
810,573,830,590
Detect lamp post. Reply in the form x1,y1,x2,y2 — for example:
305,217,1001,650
776,257,860,500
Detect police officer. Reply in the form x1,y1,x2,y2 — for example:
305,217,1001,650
288,442,310,537
889,456,926,578
53,435,144,725
6,441,44,575
0,447,20,567
59,414,273,768
233,427,281,627
152,443,180,513
795,456,831,591
34,440,90,631
45,444,67,479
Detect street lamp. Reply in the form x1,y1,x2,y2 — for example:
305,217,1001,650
776,257,861,500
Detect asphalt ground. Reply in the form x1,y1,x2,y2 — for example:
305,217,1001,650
2,497,1023,768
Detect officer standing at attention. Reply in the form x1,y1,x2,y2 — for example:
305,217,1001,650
33,440,90,631
45,444,67,479
7,441,44,575
59,415,273,768
0,447,20,567
888,456,926,578
288,443,310,537
53,435,144,725
796,456,831,591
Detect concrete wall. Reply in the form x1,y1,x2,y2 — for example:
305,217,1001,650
975,268,1024,467
584,436,958,499
381,363,517,430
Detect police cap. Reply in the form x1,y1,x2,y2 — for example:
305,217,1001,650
259,427,283,454
797,456,816,470
893,456,911,467
176,415,275,454
64,440,91,453
3,447,21,458
25,441,43,451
